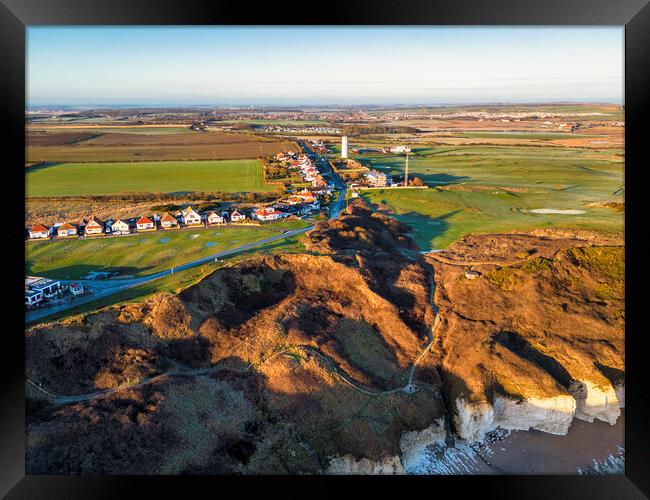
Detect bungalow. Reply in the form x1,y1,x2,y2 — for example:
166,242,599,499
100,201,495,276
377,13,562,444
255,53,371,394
29,223,52,239
26,276,61,297
111,219,131,235
230,210,246,222
253,207,283,222
206,211,225,225
57,222,78,238
84,216,105,235
160,212,179,229
136,216,156,231
182,206,202,226
25,289,43,308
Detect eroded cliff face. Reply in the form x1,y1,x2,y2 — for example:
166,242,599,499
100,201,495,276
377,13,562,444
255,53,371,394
423,234,624,443
25,202,624,473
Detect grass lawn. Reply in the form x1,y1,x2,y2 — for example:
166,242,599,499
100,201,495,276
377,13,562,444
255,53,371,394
362,188,623,249
26,226,282,280
26,159,273,197
26,233,308,326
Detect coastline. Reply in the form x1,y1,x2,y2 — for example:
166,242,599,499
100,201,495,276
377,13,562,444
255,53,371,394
403,409,624,475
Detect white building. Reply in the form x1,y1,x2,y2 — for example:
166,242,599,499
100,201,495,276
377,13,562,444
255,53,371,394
111,219,130,234
181,207,202,226
341,135,348,159
206,211,225,225
230,210,246,222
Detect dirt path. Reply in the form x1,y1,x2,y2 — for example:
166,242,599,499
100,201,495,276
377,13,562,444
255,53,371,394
28,264,442,406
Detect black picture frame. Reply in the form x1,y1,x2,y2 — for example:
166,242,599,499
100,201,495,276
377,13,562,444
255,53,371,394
2,0,648,497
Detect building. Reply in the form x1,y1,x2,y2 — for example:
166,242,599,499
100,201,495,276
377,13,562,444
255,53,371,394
111,219,131,235
366,169,392,187
57,222,78,238
25,289,43,308
29,223,51,239
253,207,283,221
341,135,348,159
160,212,179,229
465,270,481,280
84,216,105,235
136,216,155,231
182,206,202,226
26,276,61,297
230,210,246,222
205,211,225,225
69,283,84,295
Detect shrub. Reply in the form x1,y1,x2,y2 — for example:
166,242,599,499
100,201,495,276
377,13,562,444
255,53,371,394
487,267,515,291
520,257,551,273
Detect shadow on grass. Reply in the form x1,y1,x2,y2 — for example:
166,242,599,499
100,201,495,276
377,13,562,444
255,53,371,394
25,161,66,173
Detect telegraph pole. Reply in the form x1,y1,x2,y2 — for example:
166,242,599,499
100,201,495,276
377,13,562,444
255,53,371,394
404,151,410,187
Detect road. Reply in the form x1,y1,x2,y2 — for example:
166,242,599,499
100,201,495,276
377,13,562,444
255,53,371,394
26,142,347,323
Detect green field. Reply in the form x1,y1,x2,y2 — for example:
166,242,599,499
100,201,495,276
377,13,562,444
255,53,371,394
26,226,282,280
26,159,273,197
350,145,624,249
25,232,308,325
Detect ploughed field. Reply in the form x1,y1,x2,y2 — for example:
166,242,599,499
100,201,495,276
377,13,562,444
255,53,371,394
26,159,273,197
26,128,297,162
350,145,623,249
25,225,283,280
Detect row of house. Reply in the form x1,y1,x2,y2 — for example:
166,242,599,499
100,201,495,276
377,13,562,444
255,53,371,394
276,151,328,189
28,208,249,240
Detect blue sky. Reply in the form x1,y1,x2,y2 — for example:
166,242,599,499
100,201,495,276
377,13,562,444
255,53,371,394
27,27,624,106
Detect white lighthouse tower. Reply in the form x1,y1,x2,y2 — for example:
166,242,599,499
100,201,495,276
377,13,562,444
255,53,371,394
341,135,348,159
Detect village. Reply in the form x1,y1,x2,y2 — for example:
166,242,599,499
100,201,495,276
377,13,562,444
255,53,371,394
26,146,332,243
25,141,339,311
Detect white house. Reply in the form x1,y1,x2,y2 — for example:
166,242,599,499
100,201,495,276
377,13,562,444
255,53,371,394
206,211,225,225
57,222,78,238
29,223,52,239
26,276,61,297
136,216,155,231
111,219,130,235
160,212,179,229
182,207,202,226
253,207,283,221
84,216,105,235
230,210,246,222
25,289,43,307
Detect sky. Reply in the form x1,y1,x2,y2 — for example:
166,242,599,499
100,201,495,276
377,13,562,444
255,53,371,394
27,27,624,106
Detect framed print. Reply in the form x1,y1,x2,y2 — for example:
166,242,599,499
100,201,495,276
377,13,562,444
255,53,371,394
1,0,648,497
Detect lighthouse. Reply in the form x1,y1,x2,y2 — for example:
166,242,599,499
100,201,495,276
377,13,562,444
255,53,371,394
341,135,348,159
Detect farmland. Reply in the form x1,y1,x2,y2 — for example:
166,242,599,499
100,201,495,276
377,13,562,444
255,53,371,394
349,144,623,249
26,159,274,197
25,225,285,280
26,129,297,163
